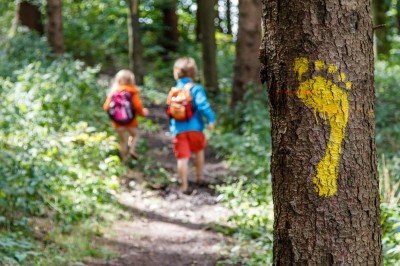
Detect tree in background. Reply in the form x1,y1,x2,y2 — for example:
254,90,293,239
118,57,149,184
198,0,219,96
12,1,44,35
196,0,204,41
231,0,262,107
46,0,64,54
372,0,390,56
127,0,144,85
161,0,179,54
225,0,232,35
260,0,382,264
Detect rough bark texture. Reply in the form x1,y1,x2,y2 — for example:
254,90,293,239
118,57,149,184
260,0,382,265
231,0,262,106
128,0,144,85
161,0,179,54
198,0,219,96
15,1,44,35
372,0,390,56
46,0,64,54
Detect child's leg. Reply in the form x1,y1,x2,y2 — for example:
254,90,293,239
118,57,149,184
177,158,189,192
127,128,139,159
174,133,191,192
116,128,128,163
194,150,204,184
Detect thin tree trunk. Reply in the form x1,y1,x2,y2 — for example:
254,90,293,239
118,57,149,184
13,1,44,35
260,0,382,264
226,0,232,35
161,0,179,54
127,0,144,85
372,0,390,56
198,0,219,96
46,0,64,54
231,0,262,107
196,0,203,42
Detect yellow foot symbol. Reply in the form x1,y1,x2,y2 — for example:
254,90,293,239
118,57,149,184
294,58,352,197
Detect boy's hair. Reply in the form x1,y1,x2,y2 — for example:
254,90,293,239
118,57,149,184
114,69,135,86
173,57,197,80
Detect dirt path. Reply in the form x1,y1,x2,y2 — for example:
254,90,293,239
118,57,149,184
85,106,234,266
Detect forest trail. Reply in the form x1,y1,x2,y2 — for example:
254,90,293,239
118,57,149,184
85,106,234,266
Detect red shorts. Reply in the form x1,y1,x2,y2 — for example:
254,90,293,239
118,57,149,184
173,131,206,159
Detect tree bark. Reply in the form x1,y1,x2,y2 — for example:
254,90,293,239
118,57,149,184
226,0,232,35
231,0,262,107
161,0,179,54
14,1,44,35
196,0,203,42
260,0,382,264
46,0,64,54
198,0,219,96
127,0,144,85
372,0,390,56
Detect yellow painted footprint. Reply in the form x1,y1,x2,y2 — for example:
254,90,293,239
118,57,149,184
294,57,352,197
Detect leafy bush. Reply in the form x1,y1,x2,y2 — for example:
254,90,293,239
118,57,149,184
0,33,124,264
210,88,274,265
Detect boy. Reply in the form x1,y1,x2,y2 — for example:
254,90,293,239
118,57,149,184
167,57,215,193
103,69,149,163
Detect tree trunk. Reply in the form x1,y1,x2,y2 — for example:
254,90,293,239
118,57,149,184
127,0,144,85
14,1,44,35
260,0,382,264
196,0,203,42
198,0,219,96
372,0,390,56
161,0,179,54
46,0,64,54
231,0,262,107
226,0,232,35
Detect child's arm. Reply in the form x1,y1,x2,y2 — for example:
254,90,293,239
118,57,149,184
132,92,146,116
103,94,112,111
193,85,215,125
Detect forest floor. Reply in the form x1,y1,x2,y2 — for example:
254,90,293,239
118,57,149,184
84,106,236,266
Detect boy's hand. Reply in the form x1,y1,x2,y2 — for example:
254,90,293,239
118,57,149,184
208,123,215,131
143,108,150,116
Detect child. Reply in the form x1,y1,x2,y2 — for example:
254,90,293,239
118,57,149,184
167,57,215,193
103,69,149,163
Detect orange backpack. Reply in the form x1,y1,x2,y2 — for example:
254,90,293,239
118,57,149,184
167,82,195,121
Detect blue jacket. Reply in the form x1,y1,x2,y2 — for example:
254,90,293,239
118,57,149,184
169,78,216,137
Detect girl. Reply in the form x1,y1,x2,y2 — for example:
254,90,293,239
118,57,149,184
103,69,149,162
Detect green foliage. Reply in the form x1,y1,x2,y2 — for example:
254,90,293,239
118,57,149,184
0,31,123,264
210,88,274,265
63,0,129,69
375,60,400,154
0,29,50,78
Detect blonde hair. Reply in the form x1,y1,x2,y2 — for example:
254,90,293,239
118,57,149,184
173,57,197,80
114,69,135,86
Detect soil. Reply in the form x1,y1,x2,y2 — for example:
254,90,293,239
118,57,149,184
84,106,236,266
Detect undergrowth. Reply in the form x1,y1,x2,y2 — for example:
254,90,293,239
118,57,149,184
0,30,126,265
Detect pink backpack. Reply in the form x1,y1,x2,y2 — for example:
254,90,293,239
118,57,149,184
107,90,135,125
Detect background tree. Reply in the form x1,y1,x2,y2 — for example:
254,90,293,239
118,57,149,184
225,0,232,35
127,0,144,85
46,0,64,54
13,1,44,35
260,0,382,264
231,0,262,107
372,0,390,56
196,0,204,41
198,0,219,96
160,0,179,55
